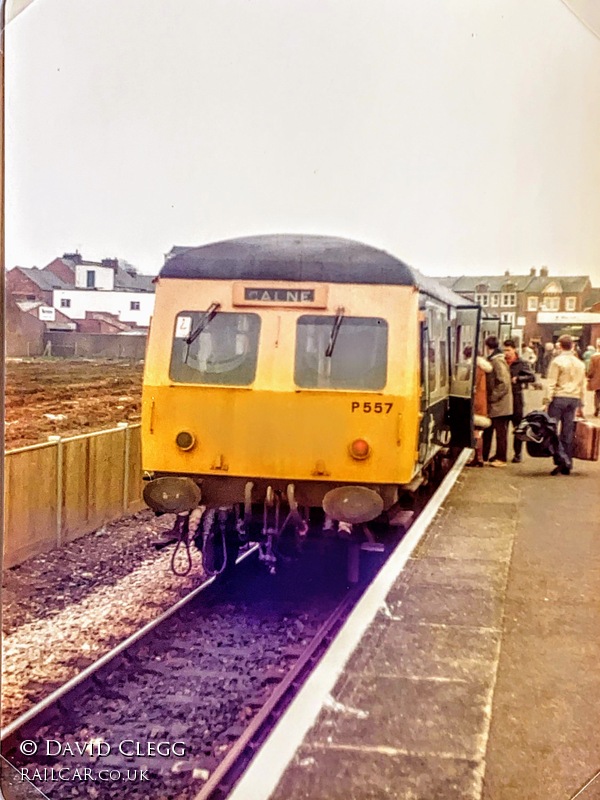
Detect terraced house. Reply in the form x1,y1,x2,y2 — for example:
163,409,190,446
7,252,156,333
442,267,597,348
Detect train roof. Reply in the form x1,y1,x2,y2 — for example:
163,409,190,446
160,235,471,307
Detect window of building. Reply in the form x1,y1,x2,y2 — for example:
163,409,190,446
60,298,71,308
130,301,140,310
565,297,576,312
527,296,538,311
501,293,516,307
500,312,515,325
490,294,500,307
542,296,560,311
295,315,388,390
86,270,96,288
170,311,261,385
474,293,489,307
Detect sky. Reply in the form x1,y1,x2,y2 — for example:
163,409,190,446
4,0,600,282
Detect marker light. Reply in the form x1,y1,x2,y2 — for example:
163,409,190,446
175,431,195,451
349,438,370,460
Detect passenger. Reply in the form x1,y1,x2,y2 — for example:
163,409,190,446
541,342,555,378
545,334,586,475
533,341,544,375
521,343,537,371
503,339,535,463
465,346,492,467
587,348,600,417
583,345,596,374
456,346,474,382
482,335,513,467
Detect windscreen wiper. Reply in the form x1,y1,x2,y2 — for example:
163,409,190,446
184,302,221,362
185,302,221,346
325,307,345,357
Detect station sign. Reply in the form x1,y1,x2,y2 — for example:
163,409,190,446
39,306,56,321
537,311,600,324
233,282,328,308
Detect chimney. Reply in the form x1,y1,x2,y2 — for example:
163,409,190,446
540,266,549,278
63,252,82,265
504,270,510,277
530,267,536,276
101,258,119,271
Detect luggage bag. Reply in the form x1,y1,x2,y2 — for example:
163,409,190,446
573,420,600,461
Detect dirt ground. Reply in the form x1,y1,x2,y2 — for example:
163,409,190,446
5,358,144,450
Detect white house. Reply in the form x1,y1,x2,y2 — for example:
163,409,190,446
74,262,115,290
52,288,155,326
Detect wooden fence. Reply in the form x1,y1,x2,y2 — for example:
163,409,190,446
3,424,146,569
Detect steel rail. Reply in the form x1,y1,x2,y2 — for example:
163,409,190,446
228,447,472,800
193,583,364,800
1,544,259,742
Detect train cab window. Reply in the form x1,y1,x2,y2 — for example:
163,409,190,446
294,315,388,390
169,311,261,385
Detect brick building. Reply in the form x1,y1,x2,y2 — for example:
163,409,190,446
6,295,45,357
6,252,155,332
6,266,69,305
441,268,596,347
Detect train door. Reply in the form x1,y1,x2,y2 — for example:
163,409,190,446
417,308,429,463
417,299,452,465
479,313,500,351
449,305,481,449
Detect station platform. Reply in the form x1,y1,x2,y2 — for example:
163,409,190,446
230,395,600,800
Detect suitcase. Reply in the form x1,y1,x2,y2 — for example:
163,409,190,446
573,420,600,461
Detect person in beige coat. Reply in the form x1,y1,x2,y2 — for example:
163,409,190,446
482,335,513,466
587,350,600,417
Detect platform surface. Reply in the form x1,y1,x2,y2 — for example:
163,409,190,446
265,392,600,800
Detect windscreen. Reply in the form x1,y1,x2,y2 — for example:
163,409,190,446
170,311,260,385
295,315,388,390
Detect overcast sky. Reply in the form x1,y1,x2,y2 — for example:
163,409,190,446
5,0,600,282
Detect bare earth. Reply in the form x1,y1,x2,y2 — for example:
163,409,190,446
5,358,144,450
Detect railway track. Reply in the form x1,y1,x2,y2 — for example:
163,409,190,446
192,584,362,800
2,454,458,800
1,541,365,800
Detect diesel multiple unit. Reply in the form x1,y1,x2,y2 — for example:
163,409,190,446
142,235,483,575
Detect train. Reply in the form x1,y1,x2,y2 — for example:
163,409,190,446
141,234,491,578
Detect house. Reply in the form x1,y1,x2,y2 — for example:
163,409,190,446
16,300,77,331
7,252,156,331
6,294,46,357
77,311,146,334
6,266,70,305
441,267,596,346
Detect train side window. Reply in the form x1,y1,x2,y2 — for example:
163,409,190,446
427,339,437,391
169,311,261,385
439,340,447,387
294,315,388,390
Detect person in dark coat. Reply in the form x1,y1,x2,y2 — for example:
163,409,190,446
482,335,513,466
503,339,536,462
